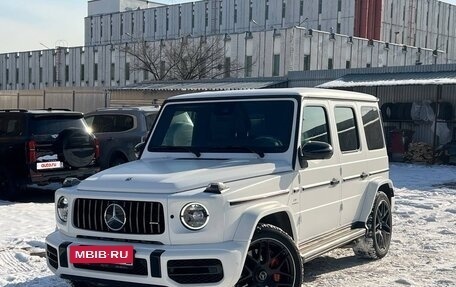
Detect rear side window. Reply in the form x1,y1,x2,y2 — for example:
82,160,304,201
0,116,24,137
301,106,330,145
31,116,86,135
361,107,385,150
335,107,360,152
85,114,134,132
145,112,158,130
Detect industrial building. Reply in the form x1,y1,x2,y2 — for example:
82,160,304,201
0,0,455,91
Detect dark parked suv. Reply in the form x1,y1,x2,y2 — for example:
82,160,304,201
84,106,159,169
0,109,100,200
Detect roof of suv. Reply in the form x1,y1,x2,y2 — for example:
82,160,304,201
0,109,83,116
88,106,160,114
167,88,378,102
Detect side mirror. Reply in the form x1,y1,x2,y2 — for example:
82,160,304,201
134,142,146,159
299,141,333,167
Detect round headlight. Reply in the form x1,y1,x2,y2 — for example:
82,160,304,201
57,196,69,223
180,202,209,230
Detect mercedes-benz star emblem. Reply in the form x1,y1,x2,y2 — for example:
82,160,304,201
104,203,127,231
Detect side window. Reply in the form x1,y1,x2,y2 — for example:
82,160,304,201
301,106,330,146
361,106,385,150
89,115,134,132
335,107,360,152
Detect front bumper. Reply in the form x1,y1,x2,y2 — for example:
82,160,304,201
46,231,248,287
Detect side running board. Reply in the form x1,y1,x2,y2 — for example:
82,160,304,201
300,228,366,263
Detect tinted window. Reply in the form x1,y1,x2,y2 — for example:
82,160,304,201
149,100,294,154
361,107,385,150
335,107,360,152
0,115,24,137
301,106,330,145
86,114,134,133
31,116,86,135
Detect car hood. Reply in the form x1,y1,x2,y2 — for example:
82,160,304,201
78,158,292,194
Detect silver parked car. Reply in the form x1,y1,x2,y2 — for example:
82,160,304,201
85,106,160,169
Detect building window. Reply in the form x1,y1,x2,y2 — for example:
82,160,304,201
90,17,94,39
366,63,371,68
224,57,231,78
110,16,113,37
179,6,182,30
94,63,98,81
143,69,149,80
390,3,393,19
154,10,157,33
143,11,146,33
234,1,238,24
205,3,209,27
6,69,9,83
160,61,165,78
111,63,115,80
272,54,280,76
300,0,304,16
80,64,84,81
328,58,333,70
121,15,124,36
304,55,311,70
219,2,223,25
338,0,342,11
166,8,169,31
65,65,69,82
53,66,56,82
318,0,322,14
346,60,351,69
335,107,360,152
29,68,32,81
245,56,252,77
100,16,103,39
337,23,341,33
265,0,269,20
39,67,43,83
125,62,130,81
131,13,134,34
282,1,286,19
192,4,195,29
249,0,253,21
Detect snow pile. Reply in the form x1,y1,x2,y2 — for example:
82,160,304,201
0,163,455,286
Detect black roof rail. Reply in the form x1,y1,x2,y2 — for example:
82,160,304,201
39,108,72,111
0,109,28,113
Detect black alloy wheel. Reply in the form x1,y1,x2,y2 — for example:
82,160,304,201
236,224,302,287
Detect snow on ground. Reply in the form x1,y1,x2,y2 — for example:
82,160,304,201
0,163,455,287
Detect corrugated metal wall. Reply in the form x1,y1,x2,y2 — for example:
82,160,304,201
0,88,107,113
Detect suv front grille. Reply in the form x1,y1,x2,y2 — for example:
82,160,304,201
73,198,165,234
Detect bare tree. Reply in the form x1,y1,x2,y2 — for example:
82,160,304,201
121,36,251,81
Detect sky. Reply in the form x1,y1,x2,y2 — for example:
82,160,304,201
0,0,456,54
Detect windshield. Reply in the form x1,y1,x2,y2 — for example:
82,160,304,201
148,100,295,154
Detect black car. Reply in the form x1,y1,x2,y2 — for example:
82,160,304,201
0,109,100,200
84,106,159,170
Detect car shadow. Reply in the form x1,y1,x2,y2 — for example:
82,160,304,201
303,254,372,283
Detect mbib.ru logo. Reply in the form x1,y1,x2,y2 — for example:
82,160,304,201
69,245,134,264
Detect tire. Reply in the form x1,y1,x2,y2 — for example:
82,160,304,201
0,170,21,201
53,128,96,168
353,191,392,259
235,224,303,287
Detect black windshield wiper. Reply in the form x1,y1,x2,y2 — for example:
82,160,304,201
225,146,265,158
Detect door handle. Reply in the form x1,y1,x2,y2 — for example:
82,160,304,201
330,178,340,186
360,172,369,179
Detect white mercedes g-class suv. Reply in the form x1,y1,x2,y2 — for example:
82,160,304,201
46,88,393,287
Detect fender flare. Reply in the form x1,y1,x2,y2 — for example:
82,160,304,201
358,177,394,224
233,201,298,242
